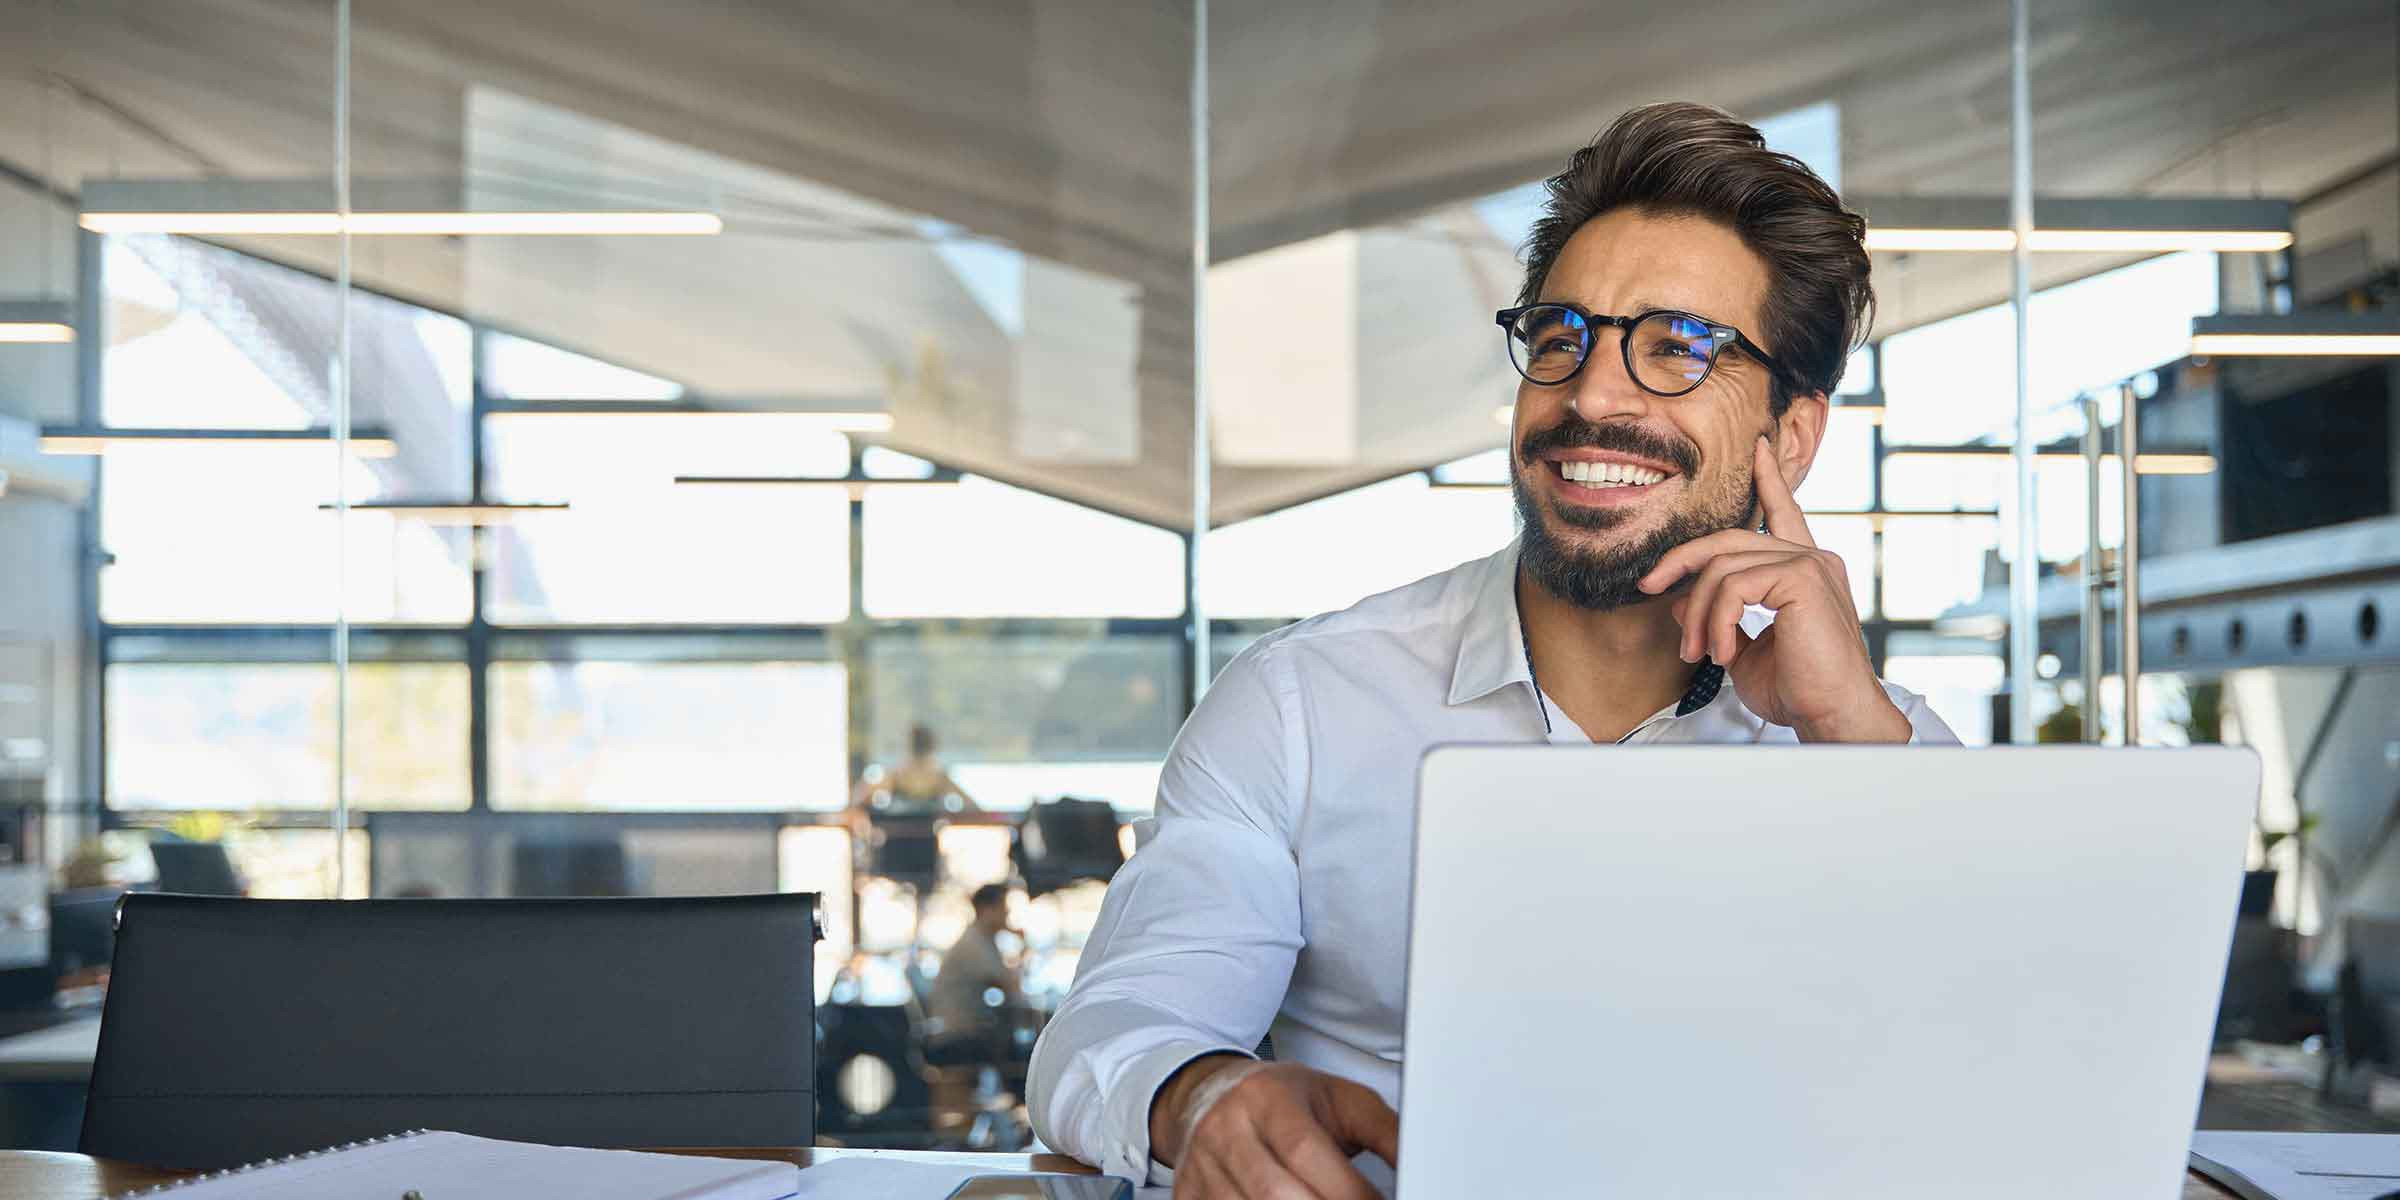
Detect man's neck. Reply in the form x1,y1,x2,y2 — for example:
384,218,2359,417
1516,567,1694,742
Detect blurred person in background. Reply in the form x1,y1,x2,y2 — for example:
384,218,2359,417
926,883,1026,1068
848,723,980,838
1030,101,1960,1198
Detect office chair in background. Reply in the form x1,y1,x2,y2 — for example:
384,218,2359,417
145,840,245,897
816,1001,937,1149
81,891,819,1169
1012,797,1124,900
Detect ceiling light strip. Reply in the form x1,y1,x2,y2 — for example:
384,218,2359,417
78,211,724,236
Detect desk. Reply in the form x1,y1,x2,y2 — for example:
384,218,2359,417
0,1146,1093,1199
0,1148,2237,1198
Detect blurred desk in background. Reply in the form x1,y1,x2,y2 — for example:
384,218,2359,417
0,1016,99,1152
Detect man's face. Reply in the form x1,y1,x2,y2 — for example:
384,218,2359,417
1510,207,1804,610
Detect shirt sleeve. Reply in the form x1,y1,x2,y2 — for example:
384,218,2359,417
1885,680,1962,745
1028,637,1306,1185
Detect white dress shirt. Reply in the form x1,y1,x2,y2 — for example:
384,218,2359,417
1028,540,1959,1185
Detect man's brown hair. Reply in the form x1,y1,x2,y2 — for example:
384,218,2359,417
1517,101,1874,416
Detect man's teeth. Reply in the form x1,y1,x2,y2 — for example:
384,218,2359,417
1559,460,1668,488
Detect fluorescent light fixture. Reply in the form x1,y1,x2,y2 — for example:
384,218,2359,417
2190,312,2400,357
1853,195,2293,256
1862,229,2019,253
79,179,719,238
40,426,398,457
316,501,567,526
1864,230,2293,253
80,211,722,236
0,301,74,344
2026,230,2291,253
2191,334,2400,356
482,398,892,433
2127,453,2218,475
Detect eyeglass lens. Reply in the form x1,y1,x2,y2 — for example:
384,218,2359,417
1506,306,1722,396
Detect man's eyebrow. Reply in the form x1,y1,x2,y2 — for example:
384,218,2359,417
1543,295,1735,327
1627,297,1732,325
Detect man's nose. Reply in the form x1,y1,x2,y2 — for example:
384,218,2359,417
1562,329,1654,423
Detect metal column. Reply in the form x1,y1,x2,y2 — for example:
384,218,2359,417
1186,0,1213,709
2006,0,2040,743
2118,382,2142,744
2080,395,2104,743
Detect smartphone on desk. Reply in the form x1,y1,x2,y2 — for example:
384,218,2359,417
945,1173,1131,1200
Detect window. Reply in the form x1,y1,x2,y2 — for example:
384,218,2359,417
107,663,469,811
99,237,475,625
488,660,847,810
862,629,1181,799
1883,633,2005,746
862,477,1184,619
1806,516,1876,617
1879,517,2001,620
482,414,852,624
1881,252,2218,447
101,447,474,624
1203,473,1514,619
1794,408,1876,511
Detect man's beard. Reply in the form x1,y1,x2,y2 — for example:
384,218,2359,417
1511,420,1756,612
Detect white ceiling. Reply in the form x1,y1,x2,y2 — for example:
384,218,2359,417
0,0,2393,527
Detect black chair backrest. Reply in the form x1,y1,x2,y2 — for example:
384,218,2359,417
82,892,818,1169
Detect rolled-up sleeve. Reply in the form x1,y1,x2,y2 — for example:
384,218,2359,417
1029,638,1305,1184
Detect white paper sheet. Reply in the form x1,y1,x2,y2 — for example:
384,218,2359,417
109,1131,799,1200
2190,1131,2400,1200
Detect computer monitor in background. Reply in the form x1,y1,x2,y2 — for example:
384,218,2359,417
49,887,122,978
148,841,246,896
510,837,633,897
1013,798,1124,899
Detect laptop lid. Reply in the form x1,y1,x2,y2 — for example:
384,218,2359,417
1398,745,2255,1200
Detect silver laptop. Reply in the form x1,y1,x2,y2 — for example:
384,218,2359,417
1399,746,2256,1200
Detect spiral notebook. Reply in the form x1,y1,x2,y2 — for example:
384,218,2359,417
106,1130,803,1200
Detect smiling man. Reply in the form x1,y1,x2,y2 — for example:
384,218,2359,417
1029,101,1960,1198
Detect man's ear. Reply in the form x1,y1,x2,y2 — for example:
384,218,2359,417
1772,391,1830,495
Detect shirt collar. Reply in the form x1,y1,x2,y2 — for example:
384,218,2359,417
1445,540,1528,707
1445,538,1727,717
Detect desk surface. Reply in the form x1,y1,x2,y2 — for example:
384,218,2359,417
0,1147,2235,1198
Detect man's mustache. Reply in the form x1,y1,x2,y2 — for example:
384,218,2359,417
1518,417,1700,478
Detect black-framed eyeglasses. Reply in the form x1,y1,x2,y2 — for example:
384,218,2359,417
1495,303,1786,398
